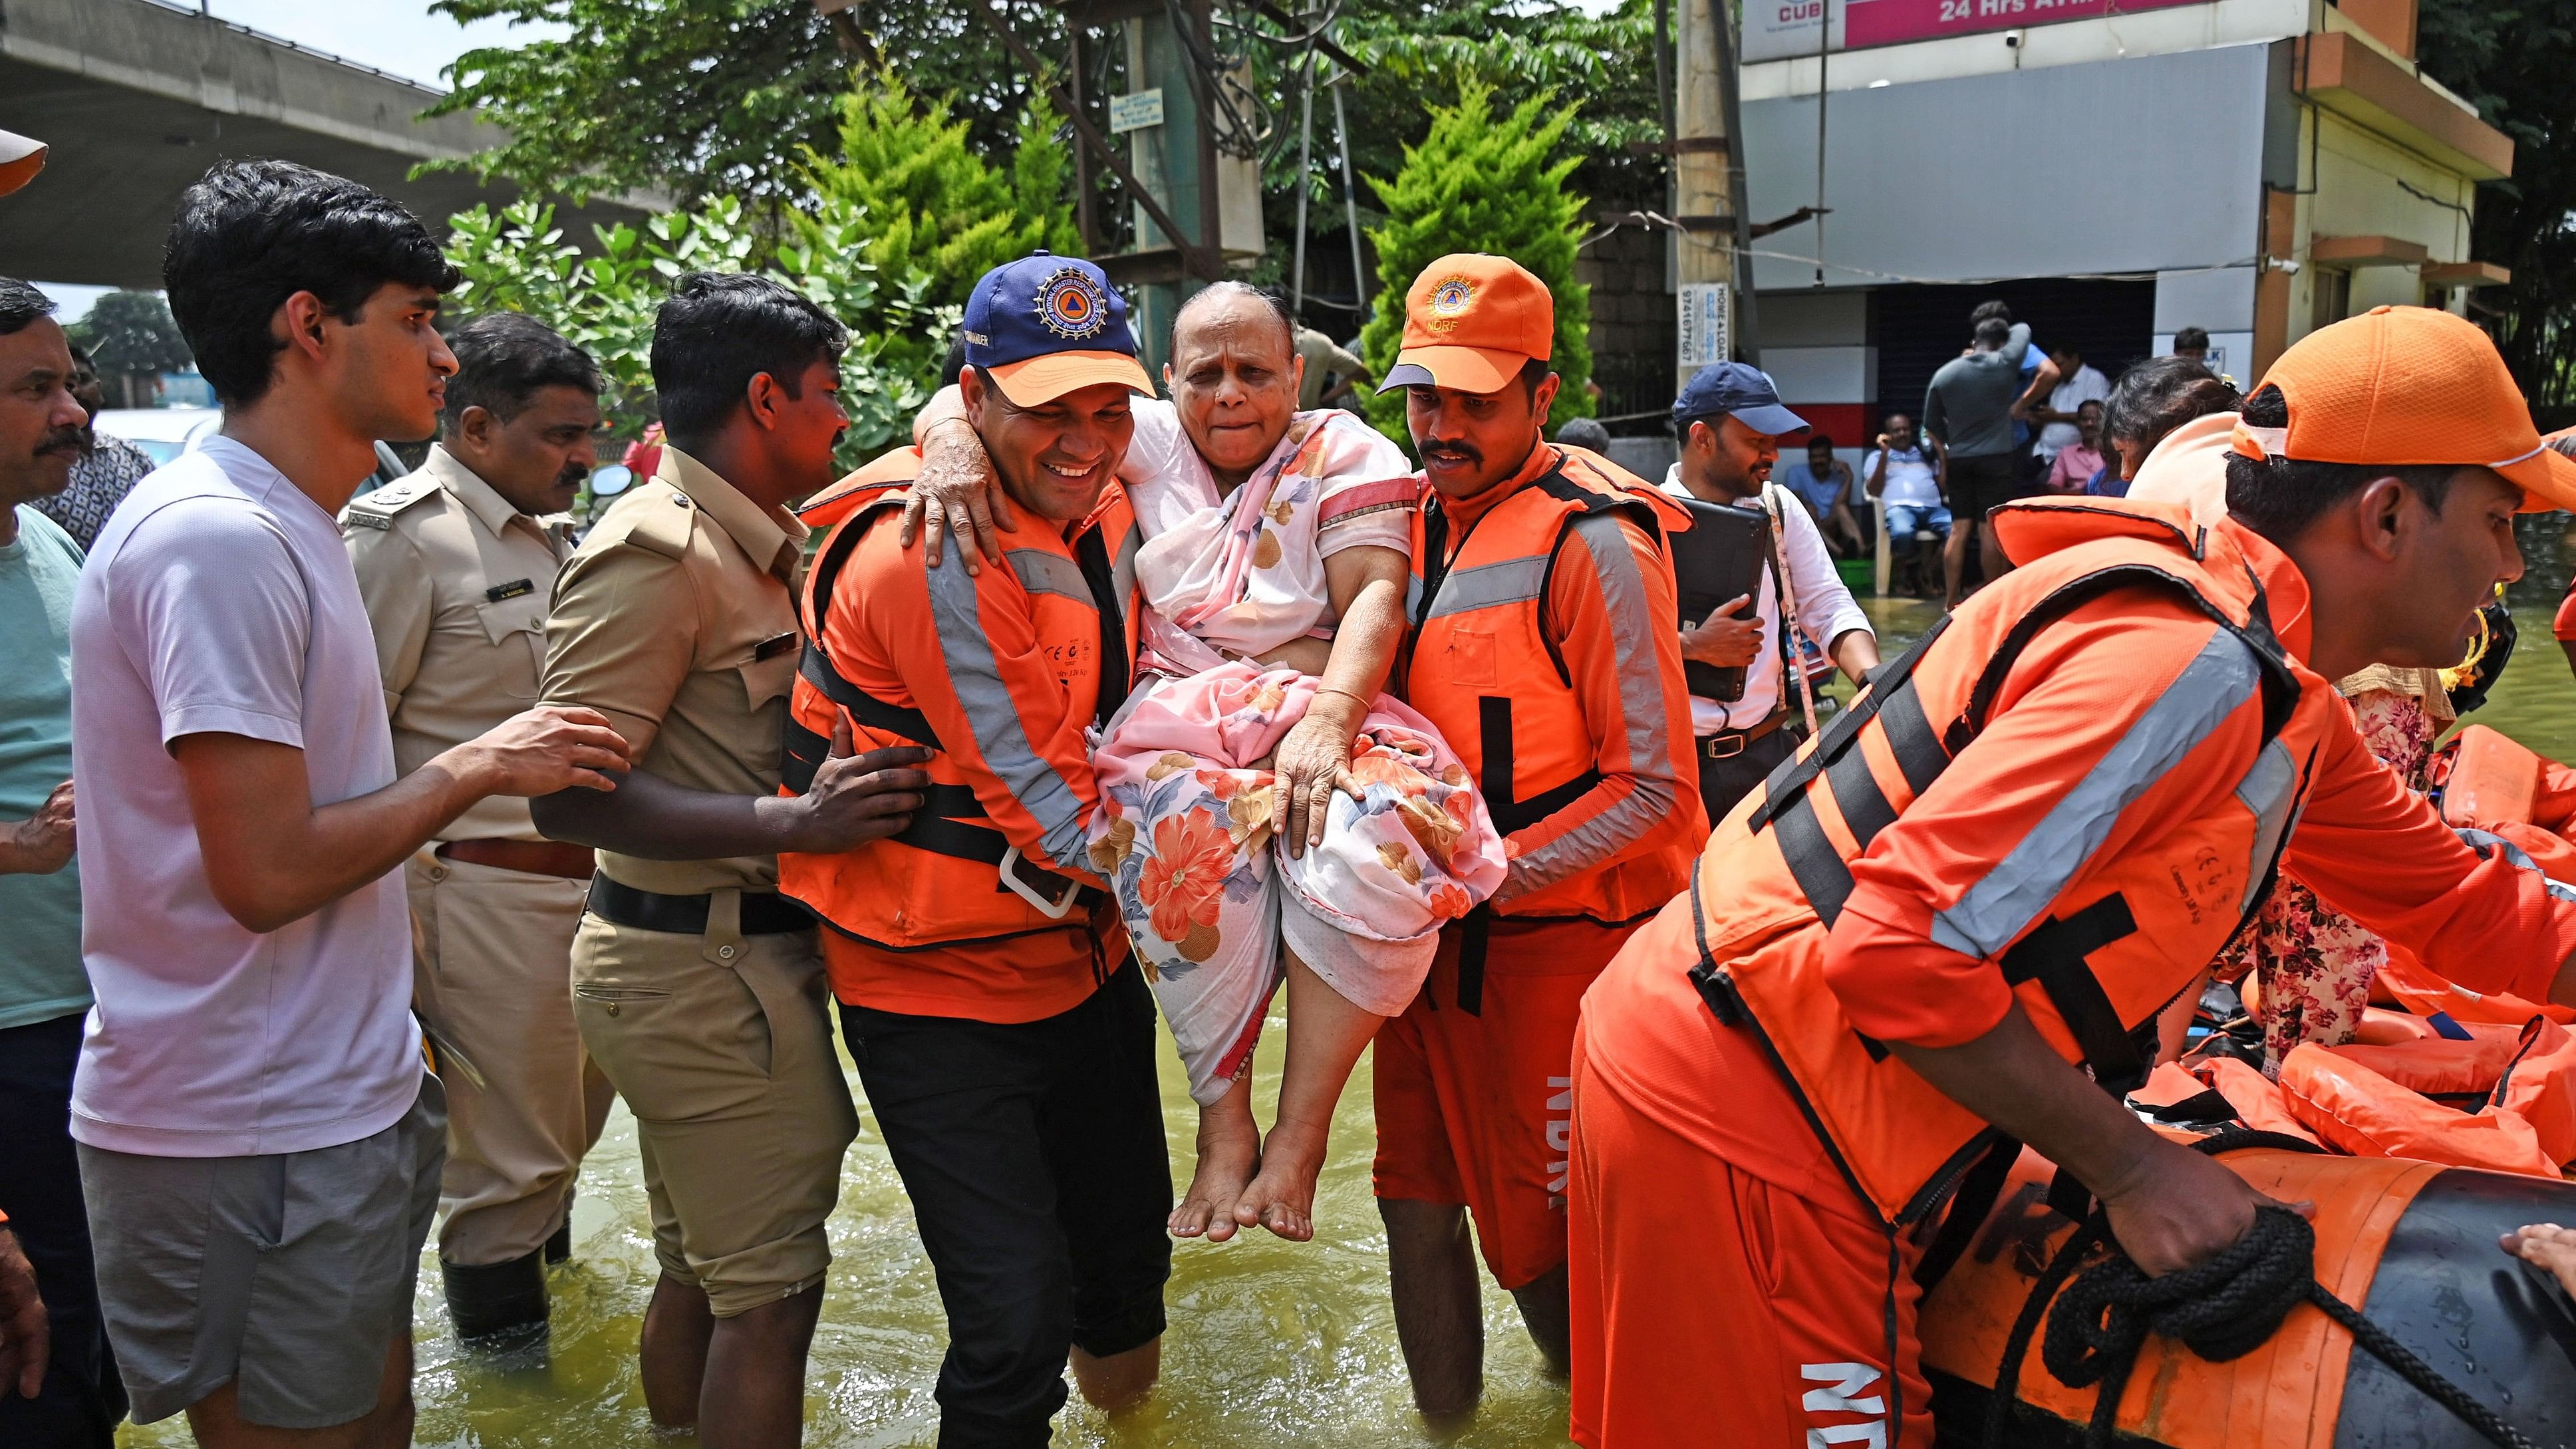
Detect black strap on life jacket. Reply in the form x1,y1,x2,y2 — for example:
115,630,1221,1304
783,495,1131,911
1449,696,1604,1015
1073,523,1131,727
1416,463,1648,1014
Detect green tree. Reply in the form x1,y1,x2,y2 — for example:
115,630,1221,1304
1259,0,1664,315
799,72,1081,309
2419,0,2576,407
426,0,1056,210
443,194,941,469
70,289,193,380
1357,80,1593,441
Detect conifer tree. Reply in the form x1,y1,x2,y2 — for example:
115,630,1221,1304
1360,80,1594,442
801,71,1081,311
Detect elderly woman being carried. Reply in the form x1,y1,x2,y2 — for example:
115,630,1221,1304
906,283,1504,1243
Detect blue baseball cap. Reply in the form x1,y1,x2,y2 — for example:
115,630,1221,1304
1672,361,1807,438
960,251,1153,406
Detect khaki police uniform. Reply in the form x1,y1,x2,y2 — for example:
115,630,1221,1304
343,446,614,1269
541,445,857,1317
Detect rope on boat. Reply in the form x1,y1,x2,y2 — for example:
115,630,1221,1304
1981,1127,2539,1449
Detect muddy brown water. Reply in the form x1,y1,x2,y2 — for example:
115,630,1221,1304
118,517,2576,1448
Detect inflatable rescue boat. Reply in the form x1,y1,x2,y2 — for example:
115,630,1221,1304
1920,1126,2576,1446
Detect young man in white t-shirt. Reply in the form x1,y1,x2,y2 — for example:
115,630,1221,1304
69,160,629,1448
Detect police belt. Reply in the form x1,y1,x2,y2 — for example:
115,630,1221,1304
585,875,815,936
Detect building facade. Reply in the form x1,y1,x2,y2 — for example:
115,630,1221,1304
1734,0,2509,444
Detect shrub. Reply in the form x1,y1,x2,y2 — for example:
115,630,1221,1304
1359,78,1594,443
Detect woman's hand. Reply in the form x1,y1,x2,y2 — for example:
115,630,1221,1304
1274,692,1365,859
898,418,1016,574
2504,1223,2576,1297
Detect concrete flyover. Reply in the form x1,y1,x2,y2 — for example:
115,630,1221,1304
0,0,649,287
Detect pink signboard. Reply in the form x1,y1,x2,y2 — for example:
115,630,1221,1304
1843,0,2210,51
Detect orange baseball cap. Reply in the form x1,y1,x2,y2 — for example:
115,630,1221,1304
0,131,45,199
1377,254,1554,396
2230,305,2576,511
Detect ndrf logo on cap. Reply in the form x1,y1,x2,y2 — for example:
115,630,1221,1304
1036,267,1112,341
962,251,1153,406
1379,254,1556,396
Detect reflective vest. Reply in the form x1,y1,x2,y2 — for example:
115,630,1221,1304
777,452,1141,953
1402,450,1703,1008
1679,498,2319,1230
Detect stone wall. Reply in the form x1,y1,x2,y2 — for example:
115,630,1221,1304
1576,222,1675,430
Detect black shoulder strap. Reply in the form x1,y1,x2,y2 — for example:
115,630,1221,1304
1735,561,2294,1111
1073,522,1132,729
1413,497,1452,631
791,497,945,764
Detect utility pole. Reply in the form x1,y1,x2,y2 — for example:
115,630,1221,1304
1673,0,1760,384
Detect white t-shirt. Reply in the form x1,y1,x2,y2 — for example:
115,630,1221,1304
1660,477,1872,735
70,438,419,1158
2037,364,2111,461
1863,446,1942,507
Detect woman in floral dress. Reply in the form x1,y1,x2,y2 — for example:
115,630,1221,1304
909,283,1506,1244
2216,665,2454,1069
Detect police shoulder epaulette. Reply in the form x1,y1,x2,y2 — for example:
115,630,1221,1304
341,477,439,531
614,485,696,561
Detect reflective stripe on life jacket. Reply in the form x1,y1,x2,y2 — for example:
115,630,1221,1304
777,452,1141,952
1675,499,2321,1231
1403,450,1702,1010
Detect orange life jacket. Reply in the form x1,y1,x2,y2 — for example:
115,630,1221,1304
777,452,1141,953
1401,451,1700,926
1681,498,2325,1233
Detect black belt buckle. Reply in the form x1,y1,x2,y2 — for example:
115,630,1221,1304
1701,733,1747,761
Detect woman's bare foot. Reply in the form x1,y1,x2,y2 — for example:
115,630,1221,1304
1234,1112,1332,1242
1171,1090,1262,1243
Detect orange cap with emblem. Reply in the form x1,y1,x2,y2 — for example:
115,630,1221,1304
2230,305,2576,512
1377,254,1554,396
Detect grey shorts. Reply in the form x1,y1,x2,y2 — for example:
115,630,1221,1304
76,1075,446,1428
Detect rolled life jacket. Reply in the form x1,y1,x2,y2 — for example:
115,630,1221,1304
1403,448,1702,1012
1681,499,2326,1255
777,454,1142,951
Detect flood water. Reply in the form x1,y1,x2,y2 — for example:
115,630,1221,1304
119,517,2576,1449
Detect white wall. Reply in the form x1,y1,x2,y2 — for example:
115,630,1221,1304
1743,43,2277,289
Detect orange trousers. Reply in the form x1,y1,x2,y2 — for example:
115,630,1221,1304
1567,1028,1932,1448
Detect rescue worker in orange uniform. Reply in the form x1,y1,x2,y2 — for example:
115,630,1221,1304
1568,307,2576,1448
776,253,1170,1449
1374,255,1704,1414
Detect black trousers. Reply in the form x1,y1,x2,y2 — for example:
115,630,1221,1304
843,963,1172,1449
0,1012,125,1449
1696,723,1807,826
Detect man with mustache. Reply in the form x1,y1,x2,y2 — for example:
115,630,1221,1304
1375,255,1703,1416
341,311,618,1346
0,275,118,1448
29,343,156,551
